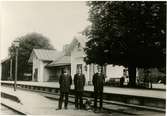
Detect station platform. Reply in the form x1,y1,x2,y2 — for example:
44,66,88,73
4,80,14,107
1,81,166,110
0,86,165,115
1,86,96,115
1,81,165,99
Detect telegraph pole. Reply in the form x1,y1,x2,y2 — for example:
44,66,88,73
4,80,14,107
14,48,18,91
13,40,19,91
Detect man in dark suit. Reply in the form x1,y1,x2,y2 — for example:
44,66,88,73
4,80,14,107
74,68,85,109
92,66,105,111
57,68,72,110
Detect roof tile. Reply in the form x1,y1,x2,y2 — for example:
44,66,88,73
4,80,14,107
47,55,71,67
34,49,64,61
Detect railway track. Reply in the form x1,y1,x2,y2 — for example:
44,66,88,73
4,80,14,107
1,84,165,115
0,103,25,115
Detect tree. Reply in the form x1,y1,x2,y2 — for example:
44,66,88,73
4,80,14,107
9,32,54,80
84,1,166,87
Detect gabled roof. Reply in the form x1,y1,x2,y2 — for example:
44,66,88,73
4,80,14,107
67,35,87,53
72,35,86,48
47,55,71,67
1,57,11,64
28,49,64,63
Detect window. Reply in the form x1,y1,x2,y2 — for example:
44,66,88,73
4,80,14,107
77,43,80,48
34,68,38,81
77,64,82,73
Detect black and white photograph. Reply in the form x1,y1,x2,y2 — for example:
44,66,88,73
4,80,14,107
0,1,166,116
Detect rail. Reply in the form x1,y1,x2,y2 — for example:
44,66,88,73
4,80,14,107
1,81,165,113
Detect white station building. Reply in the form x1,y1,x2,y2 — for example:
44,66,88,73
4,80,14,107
28,35,125,84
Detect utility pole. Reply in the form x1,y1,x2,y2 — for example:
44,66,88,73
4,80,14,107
14,48,18,91
13,40,19,91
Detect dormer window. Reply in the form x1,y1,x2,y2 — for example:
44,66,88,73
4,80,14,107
77,43,80,48
77,43,82,51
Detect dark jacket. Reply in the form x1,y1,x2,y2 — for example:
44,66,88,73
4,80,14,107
74,74,86,92
92,73,105,92
59,74,72,93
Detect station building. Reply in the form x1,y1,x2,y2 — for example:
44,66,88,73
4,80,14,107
1,35,165,87
28,49,67,82
1,57,11,80
28,35,125,84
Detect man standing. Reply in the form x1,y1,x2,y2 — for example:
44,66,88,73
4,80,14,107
57,68,72,110
92,66,105,111
74,68,85,109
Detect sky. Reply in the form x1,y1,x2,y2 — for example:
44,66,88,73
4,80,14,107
0,1,90,60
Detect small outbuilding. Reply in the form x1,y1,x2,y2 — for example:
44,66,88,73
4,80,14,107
28,49,65,82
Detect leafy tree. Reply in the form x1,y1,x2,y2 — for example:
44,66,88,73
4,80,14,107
84,1,166,87
9,32,54,80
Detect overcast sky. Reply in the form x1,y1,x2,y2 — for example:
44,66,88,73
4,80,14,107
0,1,90,60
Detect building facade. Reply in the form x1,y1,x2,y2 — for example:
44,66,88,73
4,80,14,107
27,35,125,83
1,57,11,80
69,35,125,84
28,49,65,82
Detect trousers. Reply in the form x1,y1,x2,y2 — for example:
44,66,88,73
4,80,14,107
94,91,103,109
75,91,83,109
58,92,69,109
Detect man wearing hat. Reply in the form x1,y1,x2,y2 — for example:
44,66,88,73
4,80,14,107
57,68,72,110
92,66,105,111
74,68,86,109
